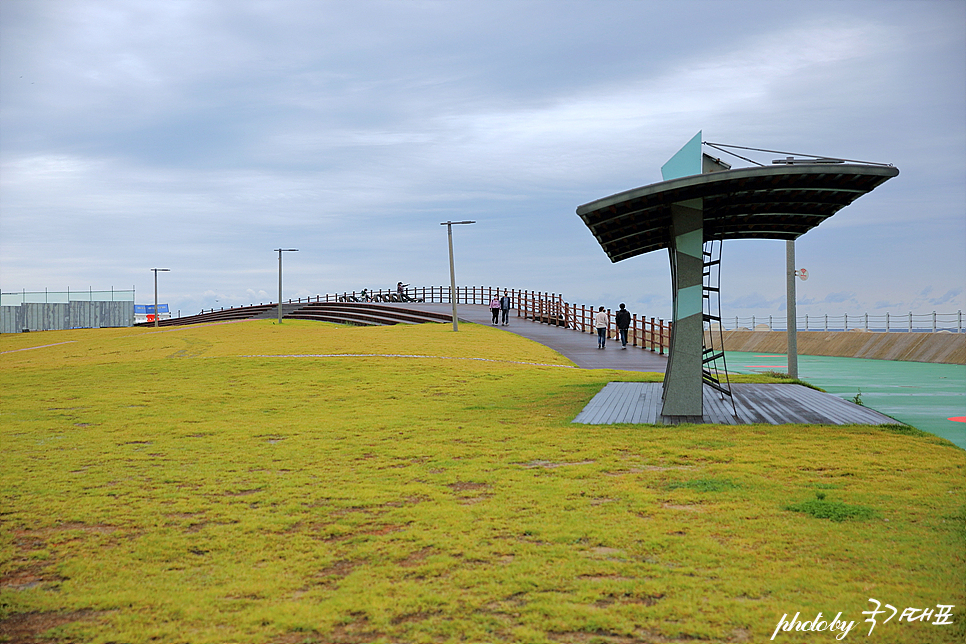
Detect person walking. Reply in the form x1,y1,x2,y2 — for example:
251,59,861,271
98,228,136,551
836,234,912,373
499,290,511,325
489,296,501,325
594,306,609,349
616,303,631,349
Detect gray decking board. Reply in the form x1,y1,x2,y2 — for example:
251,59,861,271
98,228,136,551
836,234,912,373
609,383,638,423
703,388,737,423
573,382,899,426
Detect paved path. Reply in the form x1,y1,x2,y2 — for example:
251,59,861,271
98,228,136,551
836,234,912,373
400,303,669,374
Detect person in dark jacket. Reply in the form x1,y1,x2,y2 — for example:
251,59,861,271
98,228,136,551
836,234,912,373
616,303,631,349
499,291,511,325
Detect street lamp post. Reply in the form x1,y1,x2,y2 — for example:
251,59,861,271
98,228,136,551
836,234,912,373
274,248,298,324
150,268,170,327
440,221,475,331
785,240,798,379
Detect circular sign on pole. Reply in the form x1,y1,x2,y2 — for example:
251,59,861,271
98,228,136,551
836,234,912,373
797,268,808,281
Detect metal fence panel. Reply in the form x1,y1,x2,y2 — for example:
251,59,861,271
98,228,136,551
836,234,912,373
97,301,134,327
0,306,25,333
26,303,69,331
0,301,134,333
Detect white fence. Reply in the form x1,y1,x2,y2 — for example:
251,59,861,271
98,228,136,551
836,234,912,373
729,311,963,333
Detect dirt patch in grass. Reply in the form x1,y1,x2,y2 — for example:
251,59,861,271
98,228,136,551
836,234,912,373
548,631,655,643
398,546,437,567
518,459,596,468
0,610,105,643
390,610,442,625
315,558,356,580
593,592,664,607
3,524,119,592
1,558,65,591
660,503,705,512
447,481,490,492
326,614,382,643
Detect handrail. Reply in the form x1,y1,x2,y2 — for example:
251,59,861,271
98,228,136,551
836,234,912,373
728,311,964,333
191,290,963,338
265,287,674,355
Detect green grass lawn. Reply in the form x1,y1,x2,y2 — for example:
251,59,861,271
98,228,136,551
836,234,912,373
2,320,964,643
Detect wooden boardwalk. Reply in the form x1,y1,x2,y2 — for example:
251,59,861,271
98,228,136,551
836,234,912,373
572,382,900,426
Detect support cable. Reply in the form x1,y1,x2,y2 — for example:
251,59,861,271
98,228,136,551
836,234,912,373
703,142,893,167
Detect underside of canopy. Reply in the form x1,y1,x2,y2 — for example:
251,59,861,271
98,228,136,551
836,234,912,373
577,164,900,263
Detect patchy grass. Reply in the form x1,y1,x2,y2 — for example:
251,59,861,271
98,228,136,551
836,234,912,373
1,320,964,643
785,495,879,523
756,371,824,391
666,478,740,493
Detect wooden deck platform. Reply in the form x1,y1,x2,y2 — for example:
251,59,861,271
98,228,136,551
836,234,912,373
572,382,900,426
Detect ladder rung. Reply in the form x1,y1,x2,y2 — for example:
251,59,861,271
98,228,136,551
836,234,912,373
702,377,733,396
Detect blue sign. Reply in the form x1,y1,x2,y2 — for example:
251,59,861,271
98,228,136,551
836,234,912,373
135,304,169,315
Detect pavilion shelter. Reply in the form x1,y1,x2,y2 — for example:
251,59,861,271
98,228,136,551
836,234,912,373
576,133,899,421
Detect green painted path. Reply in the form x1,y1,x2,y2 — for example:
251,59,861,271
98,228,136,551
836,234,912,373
725,351,966,450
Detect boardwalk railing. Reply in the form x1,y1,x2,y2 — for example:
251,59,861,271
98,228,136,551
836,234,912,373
197,286,673,354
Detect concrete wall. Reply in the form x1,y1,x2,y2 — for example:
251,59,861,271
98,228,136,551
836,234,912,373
0,301,134,333
712,330,965,365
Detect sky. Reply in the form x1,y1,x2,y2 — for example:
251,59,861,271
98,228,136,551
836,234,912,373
1,0,964,322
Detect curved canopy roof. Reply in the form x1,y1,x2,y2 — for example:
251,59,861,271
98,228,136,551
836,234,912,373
577,163,899,263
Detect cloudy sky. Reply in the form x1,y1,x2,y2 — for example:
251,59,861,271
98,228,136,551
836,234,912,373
2,0,963,321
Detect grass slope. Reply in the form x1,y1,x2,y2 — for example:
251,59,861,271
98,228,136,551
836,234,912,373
1,320,964,643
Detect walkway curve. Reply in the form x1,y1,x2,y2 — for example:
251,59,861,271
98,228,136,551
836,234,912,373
394,303,669,374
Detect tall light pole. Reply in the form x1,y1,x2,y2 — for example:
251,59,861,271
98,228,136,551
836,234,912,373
440,220,475,331
274,248,298,324
785,240,798,379
150,268,170,327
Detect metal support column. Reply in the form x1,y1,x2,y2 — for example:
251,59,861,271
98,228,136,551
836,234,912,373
662,199,704,418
